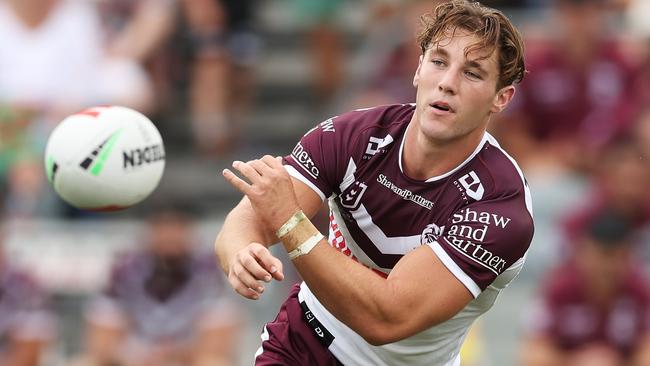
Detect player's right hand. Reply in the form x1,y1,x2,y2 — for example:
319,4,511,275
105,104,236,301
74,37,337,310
227,242,285,300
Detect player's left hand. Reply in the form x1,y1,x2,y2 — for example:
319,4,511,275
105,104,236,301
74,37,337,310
222,155,300,233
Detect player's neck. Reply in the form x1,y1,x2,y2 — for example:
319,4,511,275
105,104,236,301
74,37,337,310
402,123,485,181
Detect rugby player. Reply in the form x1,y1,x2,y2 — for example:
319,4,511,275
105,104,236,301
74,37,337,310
216,1,534,364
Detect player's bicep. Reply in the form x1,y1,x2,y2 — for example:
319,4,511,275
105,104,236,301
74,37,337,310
385,245,473,338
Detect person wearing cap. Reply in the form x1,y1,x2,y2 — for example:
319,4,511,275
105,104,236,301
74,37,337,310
520,209,650,366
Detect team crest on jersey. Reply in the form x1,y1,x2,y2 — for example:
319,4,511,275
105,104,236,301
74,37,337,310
340,181,367,210
421,223,445,245
455,171,484,202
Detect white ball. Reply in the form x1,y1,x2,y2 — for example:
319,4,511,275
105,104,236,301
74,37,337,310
44,106,165,211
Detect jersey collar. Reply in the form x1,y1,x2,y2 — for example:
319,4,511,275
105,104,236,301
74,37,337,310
398,125,489,183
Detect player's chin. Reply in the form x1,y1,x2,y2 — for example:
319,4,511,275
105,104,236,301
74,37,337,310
420,120,456,140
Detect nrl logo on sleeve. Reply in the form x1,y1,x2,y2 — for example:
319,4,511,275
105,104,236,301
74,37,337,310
339,181,367,210
455,171,484,201
364,134,394,158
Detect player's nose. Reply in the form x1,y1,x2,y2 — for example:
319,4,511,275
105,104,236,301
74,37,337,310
437,68,459,95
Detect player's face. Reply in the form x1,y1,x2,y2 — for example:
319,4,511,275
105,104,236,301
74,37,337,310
412,30,514,143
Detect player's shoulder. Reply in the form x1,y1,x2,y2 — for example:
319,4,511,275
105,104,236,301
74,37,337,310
329,103,414,135
305,103,413,157
472,133,531,199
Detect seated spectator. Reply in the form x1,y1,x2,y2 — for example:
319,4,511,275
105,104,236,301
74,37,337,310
75,206,242,366
0,222,57,365
562,135,650,254
346,0,439,109
181,0,260,155
520,209,650,366
290,0,344,100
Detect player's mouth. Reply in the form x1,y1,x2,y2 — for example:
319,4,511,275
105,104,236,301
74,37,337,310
429,101,455,114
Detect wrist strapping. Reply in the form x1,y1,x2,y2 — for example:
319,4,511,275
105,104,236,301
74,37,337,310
287,233,325,260
276,210,307,238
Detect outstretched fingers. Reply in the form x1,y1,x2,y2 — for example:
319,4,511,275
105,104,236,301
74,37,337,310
222,167,251,195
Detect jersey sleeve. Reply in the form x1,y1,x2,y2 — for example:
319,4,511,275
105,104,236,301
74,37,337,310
427,197,534,297
283,116,355,201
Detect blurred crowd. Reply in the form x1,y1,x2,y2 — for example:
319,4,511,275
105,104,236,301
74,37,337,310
1,0,650,365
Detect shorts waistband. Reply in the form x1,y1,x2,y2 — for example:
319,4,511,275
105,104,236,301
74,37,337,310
299,300,335,347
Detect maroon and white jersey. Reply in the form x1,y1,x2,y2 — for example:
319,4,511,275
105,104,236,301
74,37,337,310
525,263,650,356
87,249,238,359
284,104,534,365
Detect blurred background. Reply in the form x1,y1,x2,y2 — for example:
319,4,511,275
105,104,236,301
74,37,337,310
2,0,650,365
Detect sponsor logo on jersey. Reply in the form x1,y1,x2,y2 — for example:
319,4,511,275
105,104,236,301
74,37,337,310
364,135,394,157
340,181,367,210
443,207,512,274
454,171,484,201
377,174,434,210
451,207,511,228
421,223,446,245
291,142,320,179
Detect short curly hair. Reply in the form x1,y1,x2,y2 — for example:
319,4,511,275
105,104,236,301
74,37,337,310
417,0,526,89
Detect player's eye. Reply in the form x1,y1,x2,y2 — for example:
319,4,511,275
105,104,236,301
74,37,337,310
465,70,482,80
431,59,446,67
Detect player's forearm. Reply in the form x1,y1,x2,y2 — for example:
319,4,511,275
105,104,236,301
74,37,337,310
282,218,411,345
215,198,277,274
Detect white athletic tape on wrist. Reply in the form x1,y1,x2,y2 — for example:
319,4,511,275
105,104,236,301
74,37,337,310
288,233,325,260
276,210,307,238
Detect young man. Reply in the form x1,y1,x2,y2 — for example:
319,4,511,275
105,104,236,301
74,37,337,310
216,1,534,364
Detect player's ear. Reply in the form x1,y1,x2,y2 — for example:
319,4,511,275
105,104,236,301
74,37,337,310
413,55,424,88
490,85,515,113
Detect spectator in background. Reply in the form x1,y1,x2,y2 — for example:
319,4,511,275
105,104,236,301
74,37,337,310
100,0,260,155
0,0,153,217
75,206,242,366
490,0,639,173
99,0,177,64
0,222,57,366
520,209,650,366
347,0,439,109
290,0,344,101
179,0,260,155
561,135,650,255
